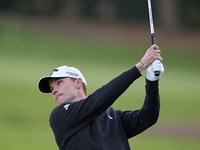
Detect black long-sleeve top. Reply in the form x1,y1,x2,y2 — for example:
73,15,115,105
49,66,160,150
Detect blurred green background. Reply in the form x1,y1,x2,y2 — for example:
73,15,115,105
1,0,200,150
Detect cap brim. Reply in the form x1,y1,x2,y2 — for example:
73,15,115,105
38,77,53,93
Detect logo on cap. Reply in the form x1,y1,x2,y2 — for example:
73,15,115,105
66,72,79,77
50,69,59,76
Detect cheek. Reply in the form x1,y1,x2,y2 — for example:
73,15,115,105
61,84,75,95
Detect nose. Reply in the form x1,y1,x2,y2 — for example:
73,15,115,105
52,87,58,95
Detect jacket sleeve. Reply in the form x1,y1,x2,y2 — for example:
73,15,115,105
49,66,142,138
117,79,160,138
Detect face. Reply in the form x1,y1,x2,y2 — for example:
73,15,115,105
49,77,78,105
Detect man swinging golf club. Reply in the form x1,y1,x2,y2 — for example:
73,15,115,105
38,43,164,150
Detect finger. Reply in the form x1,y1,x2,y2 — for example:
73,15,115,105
153,53,163,61
154,56,163,62
152,49,161,54
148,50,161,59
159,56,163,62
150,44,159,50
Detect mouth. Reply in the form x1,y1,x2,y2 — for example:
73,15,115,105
55,94,62,101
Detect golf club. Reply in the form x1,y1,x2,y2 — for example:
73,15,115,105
147,0,160,76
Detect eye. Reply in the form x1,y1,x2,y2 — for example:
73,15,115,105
57,80,63,85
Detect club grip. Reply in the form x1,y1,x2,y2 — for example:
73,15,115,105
151,33,156,45
154,71,160,76
151,34,160,76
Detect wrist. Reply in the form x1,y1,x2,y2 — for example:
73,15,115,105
136,61,145,72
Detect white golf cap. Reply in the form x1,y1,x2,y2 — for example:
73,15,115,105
38,65,87,93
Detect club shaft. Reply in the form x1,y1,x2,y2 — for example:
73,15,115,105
148,0,160,76
148,0,155,44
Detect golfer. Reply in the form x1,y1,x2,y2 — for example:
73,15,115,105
38,44,164,150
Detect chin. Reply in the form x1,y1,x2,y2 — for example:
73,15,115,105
57,99,63,105
57,99,67,105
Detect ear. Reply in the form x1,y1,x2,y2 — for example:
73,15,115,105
76,78,83,89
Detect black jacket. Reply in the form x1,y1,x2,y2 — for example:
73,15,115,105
49,66,160,150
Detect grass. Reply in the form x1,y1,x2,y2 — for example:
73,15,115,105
0,18,200,149
129,135,200,150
